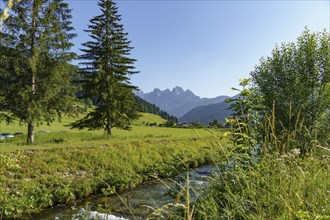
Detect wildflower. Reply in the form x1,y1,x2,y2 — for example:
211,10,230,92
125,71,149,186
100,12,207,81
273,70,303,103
290,148,300,156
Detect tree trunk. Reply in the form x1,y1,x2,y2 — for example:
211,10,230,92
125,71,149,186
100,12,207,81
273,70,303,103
27,122,34,144
106,123,112,135
106,107,112,135
26,0,37,144
31,0,37,95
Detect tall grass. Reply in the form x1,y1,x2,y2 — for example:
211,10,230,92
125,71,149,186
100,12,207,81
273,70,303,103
191,100,330,220
152,87,330,220
193,147,329,219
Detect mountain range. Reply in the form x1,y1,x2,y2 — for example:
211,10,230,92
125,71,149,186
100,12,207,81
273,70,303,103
134,86,234,124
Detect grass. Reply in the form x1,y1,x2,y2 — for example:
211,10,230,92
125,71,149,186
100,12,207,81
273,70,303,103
0,112,222,152
133,112,167,126
0,112,166,134
144,141,330,220
0,136,227,218
0,125,220,152
0,113,228,218
193,147,330,220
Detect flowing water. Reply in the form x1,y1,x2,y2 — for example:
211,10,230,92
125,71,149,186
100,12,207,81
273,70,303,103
30,165,219,220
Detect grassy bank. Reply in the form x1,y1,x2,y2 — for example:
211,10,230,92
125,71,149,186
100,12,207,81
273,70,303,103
147,142,330,220
192,146,330,219
0,126,227,218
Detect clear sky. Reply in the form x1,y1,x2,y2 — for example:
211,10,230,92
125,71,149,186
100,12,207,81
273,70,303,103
67,0,329,98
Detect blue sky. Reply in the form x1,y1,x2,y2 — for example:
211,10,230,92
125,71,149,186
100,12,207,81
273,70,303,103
68,0,329,97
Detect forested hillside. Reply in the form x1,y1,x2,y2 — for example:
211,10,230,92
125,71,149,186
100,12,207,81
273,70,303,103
134,95,178,123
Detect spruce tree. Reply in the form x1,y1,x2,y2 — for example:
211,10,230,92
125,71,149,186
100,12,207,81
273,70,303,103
70,0,139,135
0,0,77,144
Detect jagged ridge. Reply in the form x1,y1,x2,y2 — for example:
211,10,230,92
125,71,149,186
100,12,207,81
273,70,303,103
134,86,229,117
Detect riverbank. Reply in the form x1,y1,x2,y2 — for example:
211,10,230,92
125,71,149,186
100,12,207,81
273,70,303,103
193,147,330,219
32,164,220,219
0,133,227,219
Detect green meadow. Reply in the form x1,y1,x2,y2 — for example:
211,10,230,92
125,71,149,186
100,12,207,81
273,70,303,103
0,113,222,152
1,112,166,134
0,113,228,218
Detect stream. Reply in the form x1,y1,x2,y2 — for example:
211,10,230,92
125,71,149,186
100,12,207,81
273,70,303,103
30,165,219,220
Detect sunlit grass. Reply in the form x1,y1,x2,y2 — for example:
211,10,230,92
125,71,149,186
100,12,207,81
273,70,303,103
0,129,227,218
0,112,223,152
0,112,165,133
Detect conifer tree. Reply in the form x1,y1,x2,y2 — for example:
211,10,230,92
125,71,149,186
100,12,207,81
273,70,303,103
70,0,139,135
0,0,77,144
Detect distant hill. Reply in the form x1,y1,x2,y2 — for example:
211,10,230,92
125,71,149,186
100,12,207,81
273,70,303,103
134,96,178,123
133,112,167,126
179,101,232,124
134,86,229,117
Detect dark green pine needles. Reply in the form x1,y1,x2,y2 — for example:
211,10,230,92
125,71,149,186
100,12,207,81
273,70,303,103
70,0,139,135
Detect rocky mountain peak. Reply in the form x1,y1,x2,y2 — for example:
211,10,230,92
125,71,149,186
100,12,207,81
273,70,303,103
134,86,230,118
172,86,184,96
152,88,162,96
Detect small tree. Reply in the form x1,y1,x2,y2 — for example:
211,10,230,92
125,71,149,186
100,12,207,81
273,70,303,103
251,29,330,136
165,120,174,127
192,120,203,128
70,0,139,135
209,119,221,128
225,79,265,154
250,29,330,153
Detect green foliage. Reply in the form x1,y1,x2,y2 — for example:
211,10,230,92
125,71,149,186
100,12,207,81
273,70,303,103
164,120,175,127
225,78,265,158
0,0,20,31
226,78,264,118
192,77,330,220
251,29,330,154
316,82,330,145
0,0,78,144
208,119,222,128
251,28,330,146
192,120,203,128
71,0,139,135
